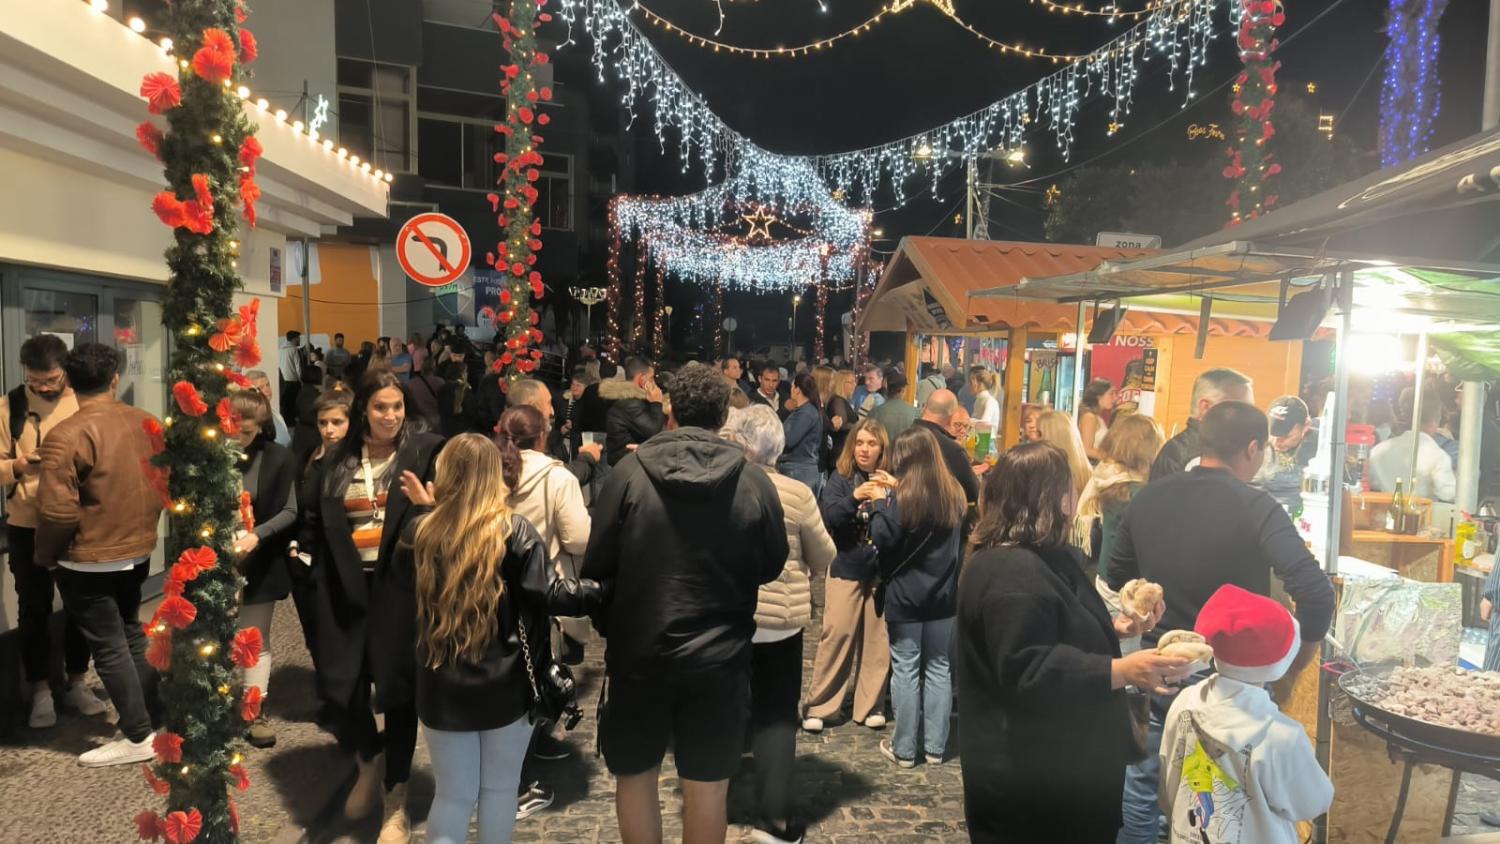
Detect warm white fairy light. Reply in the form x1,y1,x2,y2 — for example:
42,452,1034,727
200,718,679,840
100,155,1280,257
89,0,108,12
255,98,269,111
127,15,145,32
236,85,250,99
159,37,173,52
292,120,304,132
273,109,287,122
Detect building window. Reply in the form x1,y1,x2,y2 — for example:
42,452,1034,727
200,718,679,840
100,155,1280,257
416,114,574,231
337,58,415,173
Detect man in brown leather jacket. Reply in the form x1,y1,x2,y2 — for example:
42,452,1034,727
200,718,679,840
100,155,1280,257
36,343,165,767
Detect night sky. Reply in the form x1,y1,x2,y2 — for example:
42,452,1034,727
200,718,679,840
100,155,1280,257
608,0,1492,353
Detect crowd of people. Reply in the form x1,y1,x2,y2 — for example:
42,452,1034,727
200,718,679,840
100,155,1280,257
9,325,1349,843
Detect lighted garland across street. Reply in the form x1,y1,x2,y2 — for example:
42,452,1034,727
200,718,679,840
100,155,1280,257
558,0,1231,203
134,0,267,841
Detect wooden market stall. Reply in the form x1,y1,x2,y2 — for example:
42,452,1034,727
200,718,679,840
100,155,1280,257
983,125,1500,842
859,237,1302,447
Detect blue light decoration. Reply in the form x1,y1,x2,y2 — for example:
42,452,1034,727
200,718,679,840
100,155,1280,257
556,0,1231,205
1378,0,1450,167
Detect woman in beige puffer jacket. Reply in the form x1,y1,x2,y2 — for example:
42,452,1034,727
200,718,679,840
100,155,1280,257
722,405,835,844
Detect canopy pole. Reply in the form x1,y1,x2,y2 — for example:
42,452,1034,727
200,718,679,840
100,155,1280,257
1071,301,1087,421
1406,331,1430,495
1458,381,1486,513
1313,270,1353,844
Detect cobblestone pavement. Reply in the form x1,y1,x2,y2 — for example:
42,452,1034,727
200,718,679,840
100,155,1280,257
2,586,1497,843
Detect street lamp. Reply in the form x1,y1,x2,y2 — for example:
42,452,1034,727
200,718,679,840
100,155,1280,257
576,287,607,345
790,293,802,357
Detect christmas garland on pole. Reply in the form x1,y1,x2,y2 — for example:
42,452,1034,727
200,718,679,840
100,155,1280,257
134,1,265,841
486,0,552,386
1224,0,1283,226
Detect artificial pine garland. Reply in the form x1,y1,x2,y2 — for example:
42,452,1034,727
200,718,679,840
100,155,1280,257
1224,0,1283,226
133,1,264,840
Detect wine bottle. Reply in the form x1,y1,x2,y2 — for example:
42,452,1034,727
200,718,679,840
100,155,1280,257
1385,479,1405,533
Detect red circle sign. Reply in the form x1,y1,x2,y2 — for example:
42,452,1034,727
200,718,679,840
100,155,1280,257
396,213,472,287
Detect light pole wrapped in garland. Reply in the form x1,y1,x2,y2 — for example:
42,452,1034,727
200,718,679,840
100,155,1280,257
486,0,551,386
134,1,264,841
1224,0,1283,226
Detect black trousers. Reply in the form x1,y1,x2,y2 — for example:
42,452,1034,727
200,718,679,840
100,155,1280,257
280,379,301,427
7,524,90,683
332,670,419,791
54,562,157,742
750,632,804,827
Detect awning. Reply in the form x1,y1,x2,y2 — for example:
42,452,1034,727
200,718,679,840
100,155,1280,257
859,237,1154,334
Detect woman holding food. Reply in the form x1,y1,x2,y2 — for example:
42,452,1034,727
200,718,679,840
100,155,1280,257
955,443,1190,842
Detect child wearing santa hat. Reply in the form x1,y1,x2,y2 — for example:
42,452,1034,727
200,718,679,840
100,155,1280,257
1158,584,1333,844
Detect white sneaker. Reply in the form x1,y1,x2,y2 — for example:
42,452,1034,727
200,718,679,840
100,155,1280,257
800,717,824,733
861,714,887,730
376,783,411,844
64,683,107,716
79,733,155,768
28,690,57,729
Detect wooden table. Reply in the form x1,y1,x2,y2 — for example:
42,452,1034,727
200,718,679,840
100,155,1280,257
1349,530,1455,583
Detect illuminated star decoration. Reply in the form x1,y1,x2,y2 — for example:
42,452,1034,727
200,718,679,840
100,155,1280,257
308,95,330,134
742,206,776,241
1045,184,1062,206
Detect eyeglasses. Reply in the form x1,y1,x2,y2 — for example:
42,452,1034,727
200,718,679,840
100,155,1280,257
25,373,65,391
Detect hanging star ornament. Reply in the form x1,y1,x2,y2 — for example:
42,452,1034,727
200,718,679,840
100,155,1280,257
742,206,777,241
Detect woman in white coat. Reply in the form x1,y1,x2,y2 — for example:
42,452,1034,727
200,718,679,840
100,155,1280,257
494,404,592,815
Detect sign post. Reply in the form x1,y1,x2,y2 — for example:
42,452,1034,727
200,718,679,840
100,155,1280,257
1095,231,1163,250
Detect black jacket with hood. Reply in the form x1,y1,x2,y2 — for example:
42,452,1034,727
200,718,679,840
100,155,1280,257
581,427,789,677
1150,417,1202,481
602,378,666,466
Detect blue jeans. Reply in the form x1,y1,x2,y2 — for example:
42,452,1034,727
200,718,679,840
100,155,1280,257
423,715,534,844
887,618,954,761
1118,674,1207,844
780,461,822,498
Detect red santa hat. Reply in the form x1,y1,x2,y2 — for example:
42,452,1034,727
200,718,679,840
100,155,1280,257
1193,584,1301,684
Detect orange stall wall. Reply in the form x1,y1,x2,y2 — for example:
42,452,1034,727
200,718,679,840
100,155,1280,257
277,243,381,345
1148,334,1303,436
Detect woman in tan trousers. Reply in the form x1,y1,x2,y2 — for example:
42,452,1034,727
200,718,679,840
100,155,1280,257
802,419,892,732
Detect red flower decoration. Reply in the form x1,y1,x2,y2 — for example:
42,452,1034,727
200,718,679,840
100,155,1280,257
191,43,235,85
201,27,235,54
136,122,165,159
145,630,172,670
225,370,252,389
152,732,184,764
140,73,182,114
178,546,218,573
152,193,188,229
518,107,534,125
160,809,202,844
190,174,213,210
143,418,166,454
228,799,240,835
238,298,261,336
230,763,251,791
172,382,209,416
538,113,551,126
235,0,248,22
143,764,170,795
217,397,240,437
238,136,263,172
499,311,513,324
167,558,204,594
540,86,553,101
234,341,262,369
135,810,161,841
232,627,263,668
157,595,197,629
240,686,263,722
210,316,243,353
238,29,259,63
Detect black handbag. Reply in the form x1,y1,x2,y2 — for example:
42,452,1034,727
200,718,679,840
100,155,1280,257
1123,688,1151,763
516,610,584,730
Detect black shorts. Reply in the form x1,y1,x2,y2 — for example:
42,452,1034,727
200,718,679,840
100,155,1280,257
599,665,750,782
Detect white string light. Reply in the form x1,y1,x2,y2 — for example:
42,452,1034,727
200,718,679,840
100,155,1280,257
557,0,1227,204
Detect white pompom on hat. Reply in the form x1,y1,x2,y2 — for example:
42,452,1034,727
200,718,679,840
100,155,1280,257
1193,584,1301,685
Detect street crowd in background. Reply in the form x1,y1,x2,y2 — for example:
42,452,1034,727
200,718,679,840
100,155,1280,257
8,323,1395,844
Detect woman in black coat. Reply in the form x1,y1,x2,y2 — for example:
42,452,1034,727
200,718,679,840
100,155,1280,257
957,443,1187,842
300,370,444,839
227,391,299,749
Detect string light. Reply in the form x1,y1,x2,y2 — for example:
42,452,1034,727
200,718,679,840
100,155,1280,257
1378,0,1448,167
198,642,217,657
127,15,146,32
1028,0,1174,20
631,242,649,348
557,0,1227,203
605,215,624,360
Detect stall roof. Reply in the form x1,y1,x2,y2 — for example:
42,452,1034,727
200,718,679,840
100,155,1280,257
859,237,1155,334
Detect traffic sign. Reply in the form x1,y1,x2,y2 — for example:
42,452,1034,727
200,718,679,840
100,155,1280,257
397,213,472,287
723,317,738,332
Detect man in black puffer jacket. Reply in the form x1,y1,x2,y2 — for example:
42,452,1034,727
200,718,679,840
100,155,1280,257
602,356,666,466
583,362,788,844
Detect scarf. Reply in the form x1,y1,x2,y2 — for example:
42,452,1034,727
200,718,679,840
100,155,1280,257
1075,460,1147,555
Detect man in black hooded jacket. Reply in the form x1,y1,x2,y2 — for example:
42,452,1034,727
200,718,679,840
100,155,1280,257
602,356,666,466
583,361,789,844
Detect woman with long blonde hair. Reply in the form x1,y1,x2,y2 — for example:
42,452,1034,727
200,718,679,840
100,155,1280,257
396,433,606,844
1077,413,1164,573
1036,409,1093,497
